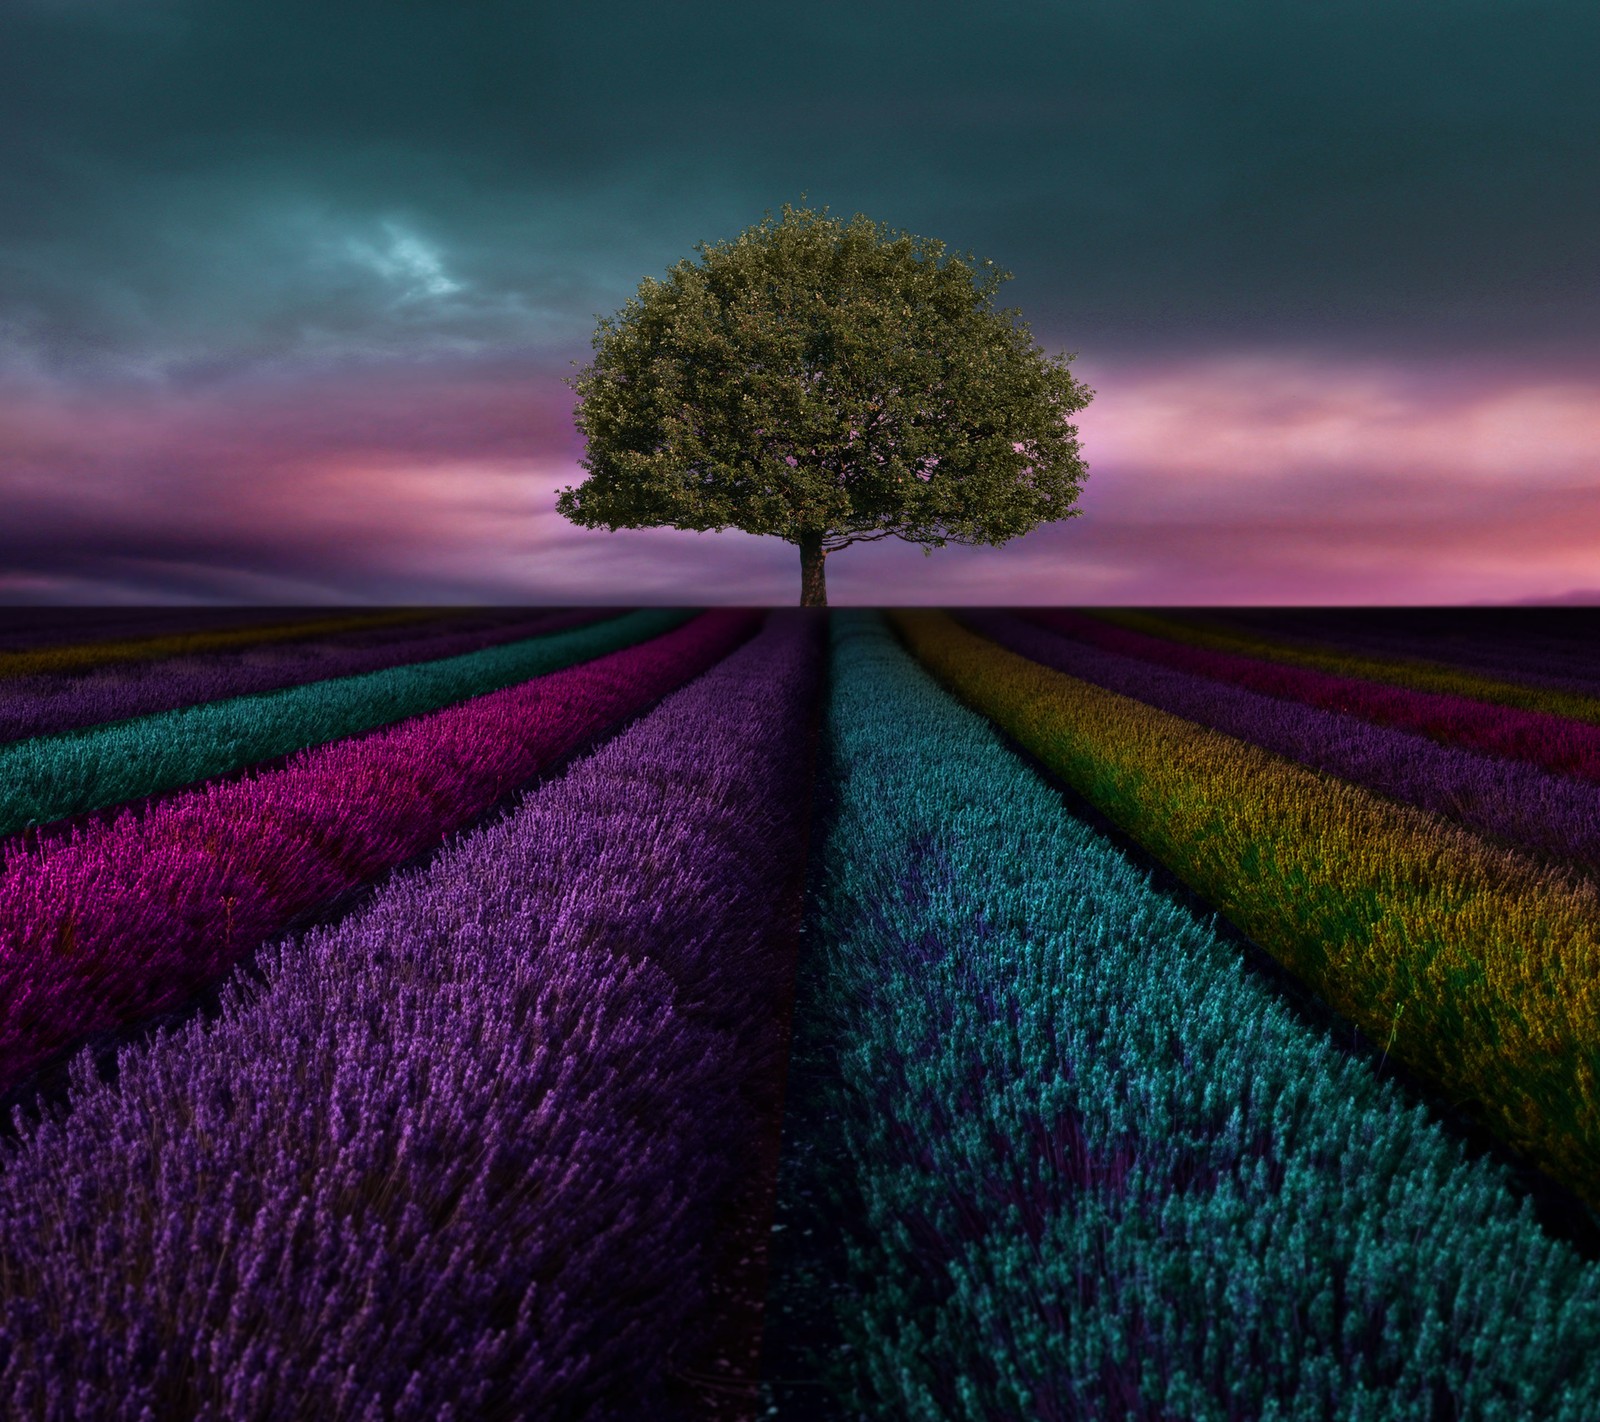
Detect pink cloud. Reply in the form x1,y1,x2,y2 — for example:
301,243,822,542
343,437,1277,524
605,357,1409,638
1034,347,1600,604
2,347,1595,604
1079,351,1600,499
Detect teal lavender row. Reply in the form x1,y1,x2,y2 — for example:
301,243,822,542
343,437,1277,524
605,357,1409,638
766,609,1600,1420
0,612,761,1104
0,611,823,1416
0,607,693,840
0,607,614,745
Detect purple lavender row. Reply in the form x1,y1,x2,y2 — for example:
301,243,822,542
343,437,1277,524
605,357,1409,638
1026,608,1600,785
0,610,824,1420
956,610,1600,881
1197,607,1600,699
0,608,613,744
0,610,756,1102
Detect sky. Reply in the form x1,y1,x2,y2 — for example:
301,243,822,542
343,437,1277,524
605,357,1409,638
2,0,1596,606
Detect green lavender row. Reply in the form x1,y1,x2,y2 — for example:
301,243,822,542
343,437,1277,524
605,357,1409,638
897,610,1600,1210
0,609,689,840
768,610,1600,1420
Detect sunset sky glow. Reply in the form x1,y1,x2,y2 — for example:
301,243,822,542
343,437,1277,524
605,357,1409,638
2,0,1595,605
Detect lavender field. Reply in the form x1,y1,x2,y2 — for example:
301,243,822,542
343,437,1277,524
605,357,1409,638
3,604,1600,1421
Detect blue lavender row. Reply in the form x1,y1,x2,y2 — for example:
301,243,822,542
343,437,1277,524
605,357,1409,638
0,610,823,1421
958,609,1600,881
0,608,611,744
764,610,1600,1418
1197,607,1600,699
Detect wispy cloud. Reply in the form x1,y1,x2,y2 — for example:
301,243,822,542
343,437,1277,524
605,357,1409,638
342,222,465,303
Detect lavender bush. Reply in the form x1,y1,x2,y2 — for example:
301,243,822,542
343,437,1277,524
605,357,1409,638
0,609,823,1421
1202,608,1600,699
1019,609,1600,781
763,611,1600,1418
957,610,1600,880
0,609,613,744
0,611,761,1103
0,608,692,840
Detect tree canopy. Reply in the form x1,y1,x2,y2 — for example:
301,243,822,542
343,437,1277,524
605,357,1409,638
557,199,1093,605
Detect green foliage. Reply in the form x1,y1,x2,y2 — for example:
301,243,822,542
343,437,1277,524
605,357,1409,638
557,199,1093,554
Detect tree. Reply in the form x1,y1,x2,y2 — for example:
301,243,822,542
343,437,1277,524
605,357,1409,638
557,198,1093,606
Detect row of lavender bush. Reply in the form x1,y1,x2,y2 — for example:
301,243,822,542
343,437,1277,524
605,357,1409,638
956,611,1600,883
0,611,444,679
0,608,613,744
0,608,691,840
765,610,1600,1419
1085,608,1600,729
1200,608,1600,699
0,607,359,654
0,610,823,1420
0,611,760,1105
1021,609,1600,783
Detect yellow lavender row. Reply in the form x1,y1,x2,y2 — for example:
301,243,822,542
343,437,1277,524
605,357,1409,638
890,609,1600,1210
1087,608,1600,729
0,609,446,679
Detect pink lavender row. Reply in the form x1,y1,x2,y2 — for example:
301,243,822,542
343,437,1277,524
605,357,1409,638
1020,608,1600,786
1197,607,1600,699
0,610,823,1419
0,609,762,1105
0,608,612,744
957,610,1600,880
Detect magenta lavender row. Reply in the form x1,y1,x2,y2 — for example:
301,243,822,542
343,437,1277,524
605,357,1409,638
0,611,823,1419
0,611,760,1101
0,608,614,744
1194,607,1600,699
957,611,1600,879
1024,608,1600,785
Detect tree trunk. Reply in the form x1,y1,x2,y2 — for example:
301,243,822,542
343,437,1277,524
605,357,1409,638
798,531,827,607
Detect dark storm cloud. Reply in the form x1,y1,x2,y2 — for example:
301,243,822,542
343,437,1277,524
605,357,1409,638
3,0,1595,604
3,0,1596,384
